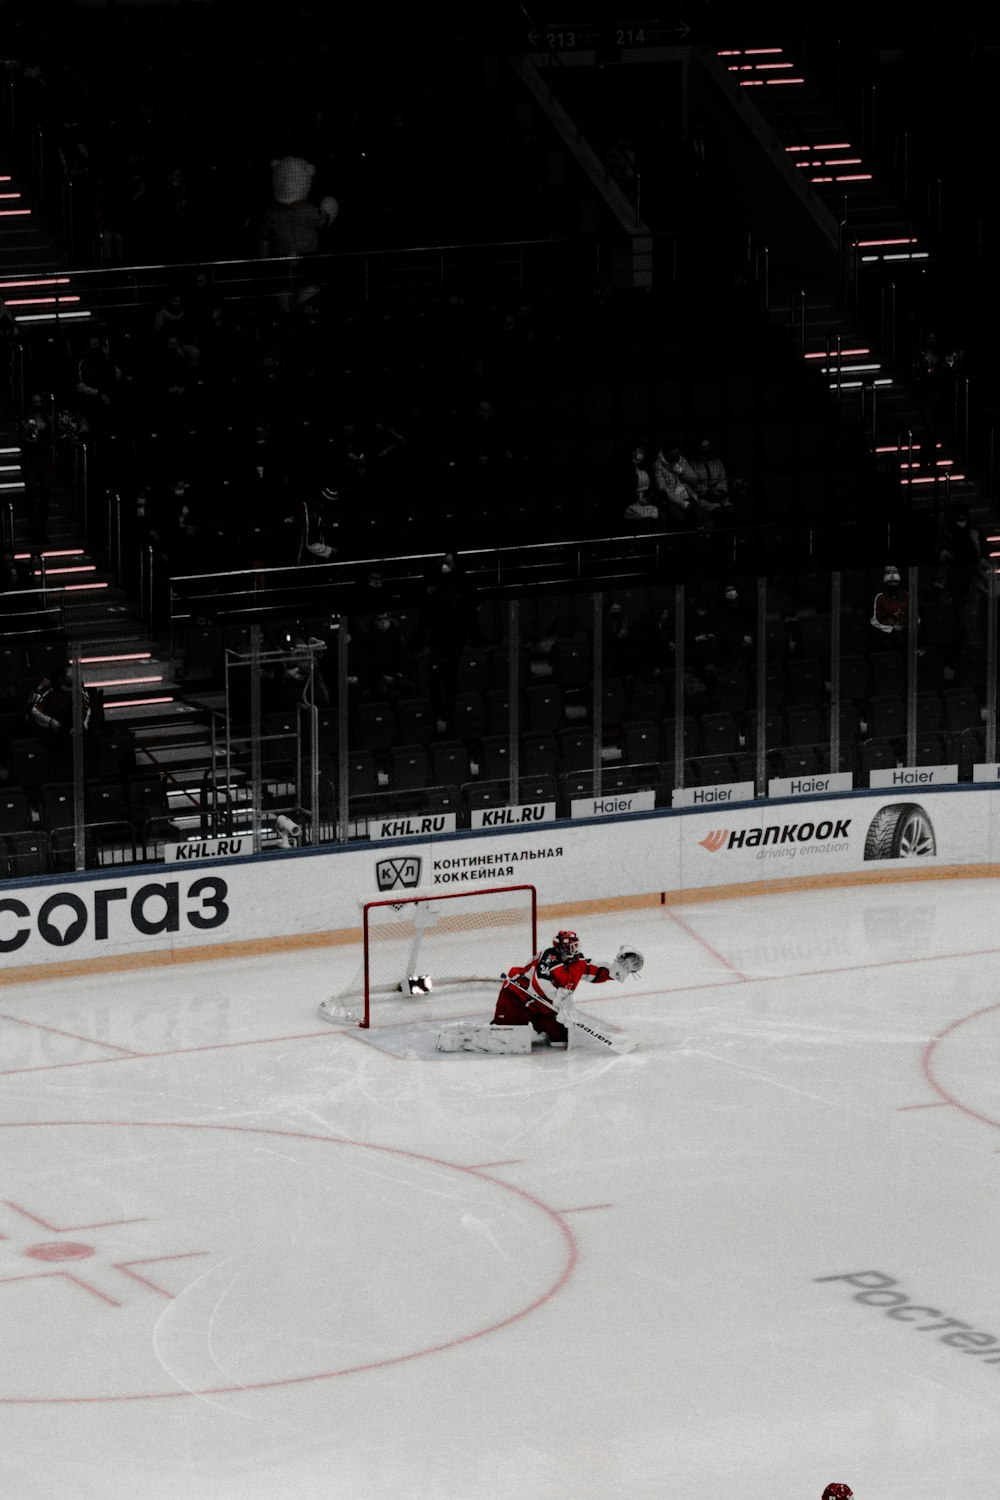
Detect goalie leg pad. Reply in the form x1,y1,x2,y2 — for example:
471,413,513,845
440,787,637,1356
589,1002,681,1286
436,1023,532,1054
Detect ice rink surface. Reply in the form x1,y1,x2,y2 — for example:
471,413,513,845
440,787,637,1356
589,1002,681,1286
2,876,1000,1499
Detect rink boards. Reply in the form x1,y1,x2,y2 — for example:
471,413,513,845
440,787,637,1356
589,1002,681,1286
2,784,999,979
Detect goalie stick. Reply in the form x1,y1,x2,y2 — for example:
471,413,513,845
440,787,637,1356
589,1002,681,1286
502,976,636,1055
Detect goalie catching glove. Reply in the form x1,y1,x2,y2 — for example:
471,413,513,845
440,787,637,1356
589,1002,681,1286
609,945,644,982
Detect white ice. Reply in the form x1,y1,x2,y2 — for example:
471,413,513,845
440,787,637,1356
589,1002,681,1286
2,877,1000,1499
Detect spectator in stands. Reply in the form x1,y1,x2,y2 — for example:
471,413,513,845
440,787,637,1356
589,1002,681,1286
686,589,723,692
20,394,56,544
604,600,635,679
149,333,193,403
164,477,200,573
75,329,121,424
689,436,732,518
870,562,917,647
257,155,339,312
653,442,697,527
0,302,20,382
152,289,202,368
717,582,755,668
357,610,415,701
934,503,981,606
634,602,675,684
284,490,336,565
623,441,658,526
27,663,91,774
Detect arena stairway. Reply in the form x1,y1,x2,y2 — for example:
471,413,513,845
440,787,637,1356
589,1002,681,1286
715,42,990,544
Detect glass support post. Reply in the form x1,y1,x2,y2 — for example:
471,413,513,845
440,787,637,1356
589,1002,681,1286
249,624,263,854
906,566,919,765
755,578,767,795
830,572,842,773
592,591,603,799
508,600,520,805
673,584,685,788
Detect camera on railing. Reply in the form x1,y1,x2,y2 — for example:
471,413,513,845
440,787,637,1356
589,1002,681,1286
273,814,302,849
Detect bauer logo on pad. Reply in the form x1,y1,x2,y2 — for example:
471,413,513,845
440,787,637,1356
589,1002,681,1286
375,856,423,891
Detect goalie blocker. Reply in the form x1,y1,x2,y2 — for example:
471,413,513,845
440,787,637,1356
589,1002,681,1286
437,930,643,1054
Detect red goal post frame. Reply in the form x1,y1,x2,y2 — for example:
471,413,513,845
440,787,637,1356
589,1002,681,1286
360,883,538,1027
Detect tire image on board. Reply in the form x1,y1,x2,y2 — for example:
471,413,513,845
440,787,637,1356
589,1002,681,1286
863,802,937,860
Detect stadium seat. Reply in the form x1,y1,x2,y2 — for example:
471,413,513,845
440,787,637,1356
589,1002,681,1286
699,712,740,757
389,746,429,793
521,731,558,779
8,739,49,789
0,786,30,834
84,781,130,827
40,783,73,832
396,698,436,747
478,736,511,782
662,716,700,758
869,696,906,740
785,705,824,747
943,688,981,733
0,830,47,877
693,755,738,786
558,729,595,774
916,692,944,732
464,780,508,811
776,746,821,778
431,741,471,786
786,658,826,705
524,686,564,732
914,734,947,767
627,680,667,721
450,692,486,739
869,652,906,698
857,739,898,781
623,721,661,764
709,669,750,716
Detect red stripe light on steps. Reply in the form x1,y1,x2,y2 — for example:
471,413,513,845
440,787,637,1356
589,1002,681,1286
84,675,163,689
874,443,942,453
32,564,96,576
0,277,71,289
786,143,852,151
805,349,870,359
105,696,174,709
58,581,109,591
75,652,152,664
14,549,84,560
856,237,917,247
3,295,81,307
0,209,31,216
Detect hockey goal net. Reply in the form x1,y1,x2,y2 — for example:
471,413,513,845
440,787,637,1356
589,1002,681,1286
320,883,537,1028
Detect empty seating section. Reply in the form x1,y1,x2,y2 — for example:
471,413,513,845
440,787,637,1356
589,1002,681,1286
0,564,991,863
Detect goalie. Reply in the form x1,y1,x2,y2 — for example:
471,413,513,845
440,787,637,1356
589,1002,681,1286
437,929,643,1053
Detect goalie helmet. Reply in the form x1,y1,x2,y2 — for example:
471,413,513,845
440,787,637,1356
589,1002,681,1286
553,929,579,959
822,1487,853,1500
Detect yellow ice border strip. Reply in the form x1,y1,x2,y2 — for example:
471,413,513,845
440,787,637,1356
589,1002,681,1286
4,863,996,986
